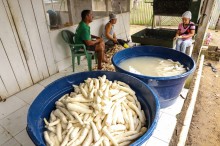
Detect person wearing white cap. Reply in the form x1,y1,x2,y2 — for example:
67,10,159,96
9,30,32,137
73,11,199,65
174,11,195,54
102,13,129,49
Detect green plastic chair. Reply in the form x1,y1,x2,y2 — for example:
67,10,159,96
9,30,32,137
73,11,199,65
61,30,97,72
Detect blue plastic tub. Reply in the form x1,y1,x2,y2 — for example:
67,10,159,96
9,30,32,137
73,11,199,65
27,71,160,146
112,46,196,108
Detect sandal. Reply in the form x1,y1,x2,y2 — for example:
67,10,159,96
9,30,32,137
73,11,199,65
204,62,217,73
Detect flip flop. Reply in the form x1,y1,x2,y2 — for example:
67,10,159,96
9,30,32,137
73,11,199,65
204,62,217,73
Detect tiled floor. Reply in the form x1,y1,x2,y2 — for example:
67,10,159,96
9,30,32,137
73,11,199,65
144,88,187,146
0,59,188,146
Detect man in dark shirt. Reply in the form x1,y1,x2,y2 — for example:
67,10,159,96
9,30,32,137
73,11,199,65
75,10,108,69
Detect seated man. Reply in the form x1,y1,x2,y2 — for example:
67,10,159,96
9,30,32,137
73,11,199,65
75,10,108,69
102,13,129,49
174,11,195,54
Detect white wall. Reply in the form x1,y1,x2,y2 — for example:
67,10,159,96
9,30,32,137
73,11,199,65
50,12,130,71
71,0,93,24
0,0,58,98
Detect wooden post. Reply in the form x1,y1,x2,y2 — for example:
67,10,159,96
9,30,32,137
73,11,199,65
193,0,215,54
151,15,155,29
216,14,220,30
105,0,108,15
127,0,130,12
67,0,73,24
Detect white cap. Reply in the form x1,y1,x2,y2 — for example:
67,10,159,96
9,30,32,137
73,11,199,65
109,13,117,20
182,11,192,19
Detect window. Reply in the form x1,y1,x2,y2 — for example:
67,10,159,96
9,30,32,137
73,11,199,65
44,0,73,29
111,0,130,13
44,0,130,29
92,0,130,19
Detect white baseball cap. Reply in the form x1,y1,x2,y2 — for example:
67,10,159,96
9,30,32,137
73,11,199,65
182,11,192,19
109,13,117,20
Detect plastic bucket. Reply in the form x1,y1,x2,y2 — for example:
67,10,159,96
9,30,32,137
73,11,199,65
112,46,196,108
27,71,160,146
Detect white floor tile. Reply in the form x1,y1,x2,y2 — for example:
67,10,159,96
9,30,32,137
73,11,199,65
75,58,97,72
59,59,96,76
160,96,185,116
15,130,35,146
160,89,188,116
60,66,74,76
39,72,66,87
153,113,177,143
74,61,90,72
1,138,21,146
0,95,26,120
0,125,12,145
145,136,168,146
159,110,163,118
0,105,29,136
65,71,75,76
15,84,44,104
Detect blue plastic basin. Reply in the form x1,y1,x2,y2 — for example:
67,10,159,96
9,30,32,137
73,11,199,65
27,71,160,146
112,46,196,108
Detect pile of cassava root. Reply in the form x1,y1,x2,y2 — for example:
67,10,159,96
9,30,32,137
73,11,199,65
93,45,125,71
43,75,147,146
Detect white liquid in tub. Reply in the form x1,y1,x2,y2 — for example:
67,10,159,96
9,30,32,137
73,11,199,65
119,56,187,77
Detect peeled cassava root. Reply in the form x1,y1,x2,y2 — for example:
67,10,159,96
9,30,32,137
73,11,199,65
43,75,147,146
93,45,125,71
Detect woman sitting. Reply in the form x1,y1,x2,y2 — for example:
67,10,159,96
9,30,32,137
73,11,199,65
174,11,195,54
102,13,129,49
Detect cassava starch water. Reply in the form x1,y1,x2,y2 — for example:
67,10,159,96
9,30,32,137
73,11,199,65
119,56,187,77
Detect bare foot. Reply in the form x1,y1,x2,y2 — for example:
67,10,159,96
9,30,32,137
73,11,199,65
97,66,102,70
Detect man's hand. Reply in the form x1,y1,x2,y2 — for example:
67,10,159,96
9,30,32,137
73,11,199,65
174,35,183,40
178,35,183,39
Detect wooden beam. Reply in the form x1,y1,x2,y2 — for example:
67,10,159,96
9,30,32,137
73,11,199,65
193,0,215,54
67,0,73,24
127,0,130,12
105,0,108,14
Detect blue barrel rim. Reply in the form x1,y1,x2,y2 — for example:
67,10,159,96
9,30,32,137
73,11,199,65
112,46,196,80
27,71,160,146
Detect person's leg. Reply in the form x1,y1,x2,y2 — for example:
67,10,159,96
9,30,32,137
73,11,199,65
100,41,109,63
95,40,108,69
180,39,192,53
175,39,183,52
95,44,103,69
